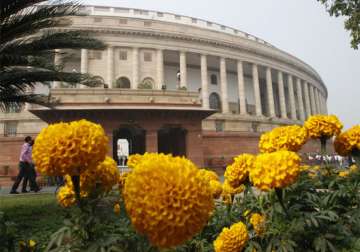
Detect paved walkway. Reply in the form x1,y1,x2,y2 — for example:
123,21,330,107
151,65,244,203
0,186,57,196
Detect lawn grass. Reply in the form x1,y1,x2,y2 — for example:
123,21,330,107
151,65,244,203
0,193,67,250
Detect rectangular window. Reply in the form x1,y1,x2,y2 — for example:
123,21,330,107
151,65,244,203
175,15,181,20
207,21,212,27
157,12,164,17
89,50,102,60
4,121,17,137
191,18,197,23
221,25,226,30
144,52,152,62
119,50,127,61
215,120,224,132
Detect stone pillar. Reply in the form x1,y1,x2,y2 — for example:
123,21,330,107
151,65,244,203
81,49,88,74
53,49,62,88
278,71,287,119
296,78,305,121
146,129,158,153
132,47,139,89
304,82,311,117
180,51,187,89
156,49,164,90
315,89,321,114
309,85,316,115
79,49,89,88
324,96,328,114
220,57,229,113
237,60,247,115
201,55,209,109
288,74,297,120
107,46,114,88
252,63,262,116
266,67,276,117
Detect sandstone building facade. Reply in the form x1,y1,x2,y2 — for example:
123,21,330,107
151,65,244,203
0,6,328,179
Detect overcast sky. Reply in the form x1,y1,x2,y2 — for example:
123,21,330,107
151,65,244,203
84,0,359,128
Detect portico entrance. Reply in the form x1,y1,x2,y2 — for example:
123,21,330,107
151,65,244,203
112,126,145,165
158,126,187,157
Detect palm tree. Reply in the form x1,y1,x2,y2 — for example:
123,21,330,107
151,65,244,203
0,0,105,111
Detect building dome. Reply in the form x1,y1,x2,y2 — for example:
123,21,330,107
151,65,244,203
0,6,328,174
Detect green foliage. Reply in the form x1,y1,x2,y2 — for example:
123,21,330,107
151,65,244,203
0,211,17,252
318,0,360,49
0,194,65,251
0,0,105,111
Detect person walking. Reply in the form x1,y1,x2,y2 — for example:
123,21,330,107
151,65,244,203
27,139,40,192
10,136,33,194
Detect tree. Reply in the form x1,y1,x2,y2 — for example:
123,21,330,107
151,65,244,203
318,0,360,49
0,0,105,111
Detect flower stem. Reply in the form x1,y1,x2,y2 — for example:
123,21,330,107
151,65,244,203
275,188,289,218
71,175,82,210
320,137,327,155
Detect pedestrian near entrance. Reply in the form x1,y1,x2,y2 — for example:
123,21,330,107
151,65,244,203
10,136,39,194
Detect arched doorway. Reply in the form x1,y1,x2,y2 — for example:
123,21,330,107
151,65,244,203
113,126,145,165
209,92,222,112
115,76,131,88
158,126,187,157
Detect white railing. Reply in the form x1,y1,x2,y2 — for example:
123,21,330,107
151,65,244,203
79,5,272,47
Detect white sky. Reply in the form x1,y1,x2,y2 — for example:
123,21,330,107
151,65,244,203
84,0,360,128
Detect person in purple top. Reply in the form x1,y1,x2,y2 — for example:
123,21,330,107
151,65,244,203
10,136,39,194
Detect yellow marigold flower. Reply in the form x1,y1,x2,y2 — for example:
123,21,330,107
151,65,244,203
32,119,108,176
250,151,301,191
57,176,89,207
29,240,36,248
339,171,350,177
210,180,223,199
304,115,343,139
313,165,321,171
225,154,254,188
214,221,249,252
222,180,245,195
81,156,120,192
127,153,143,169
118,172,130,190
350,164,358,173
199,169,219,182
57,185,78,207
114,203,121,215
221,180,245,205
250,213,266,236
259,125,308,153
300,165,310,171
123,153,214,248
334,125,360,156
308,171,317,179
